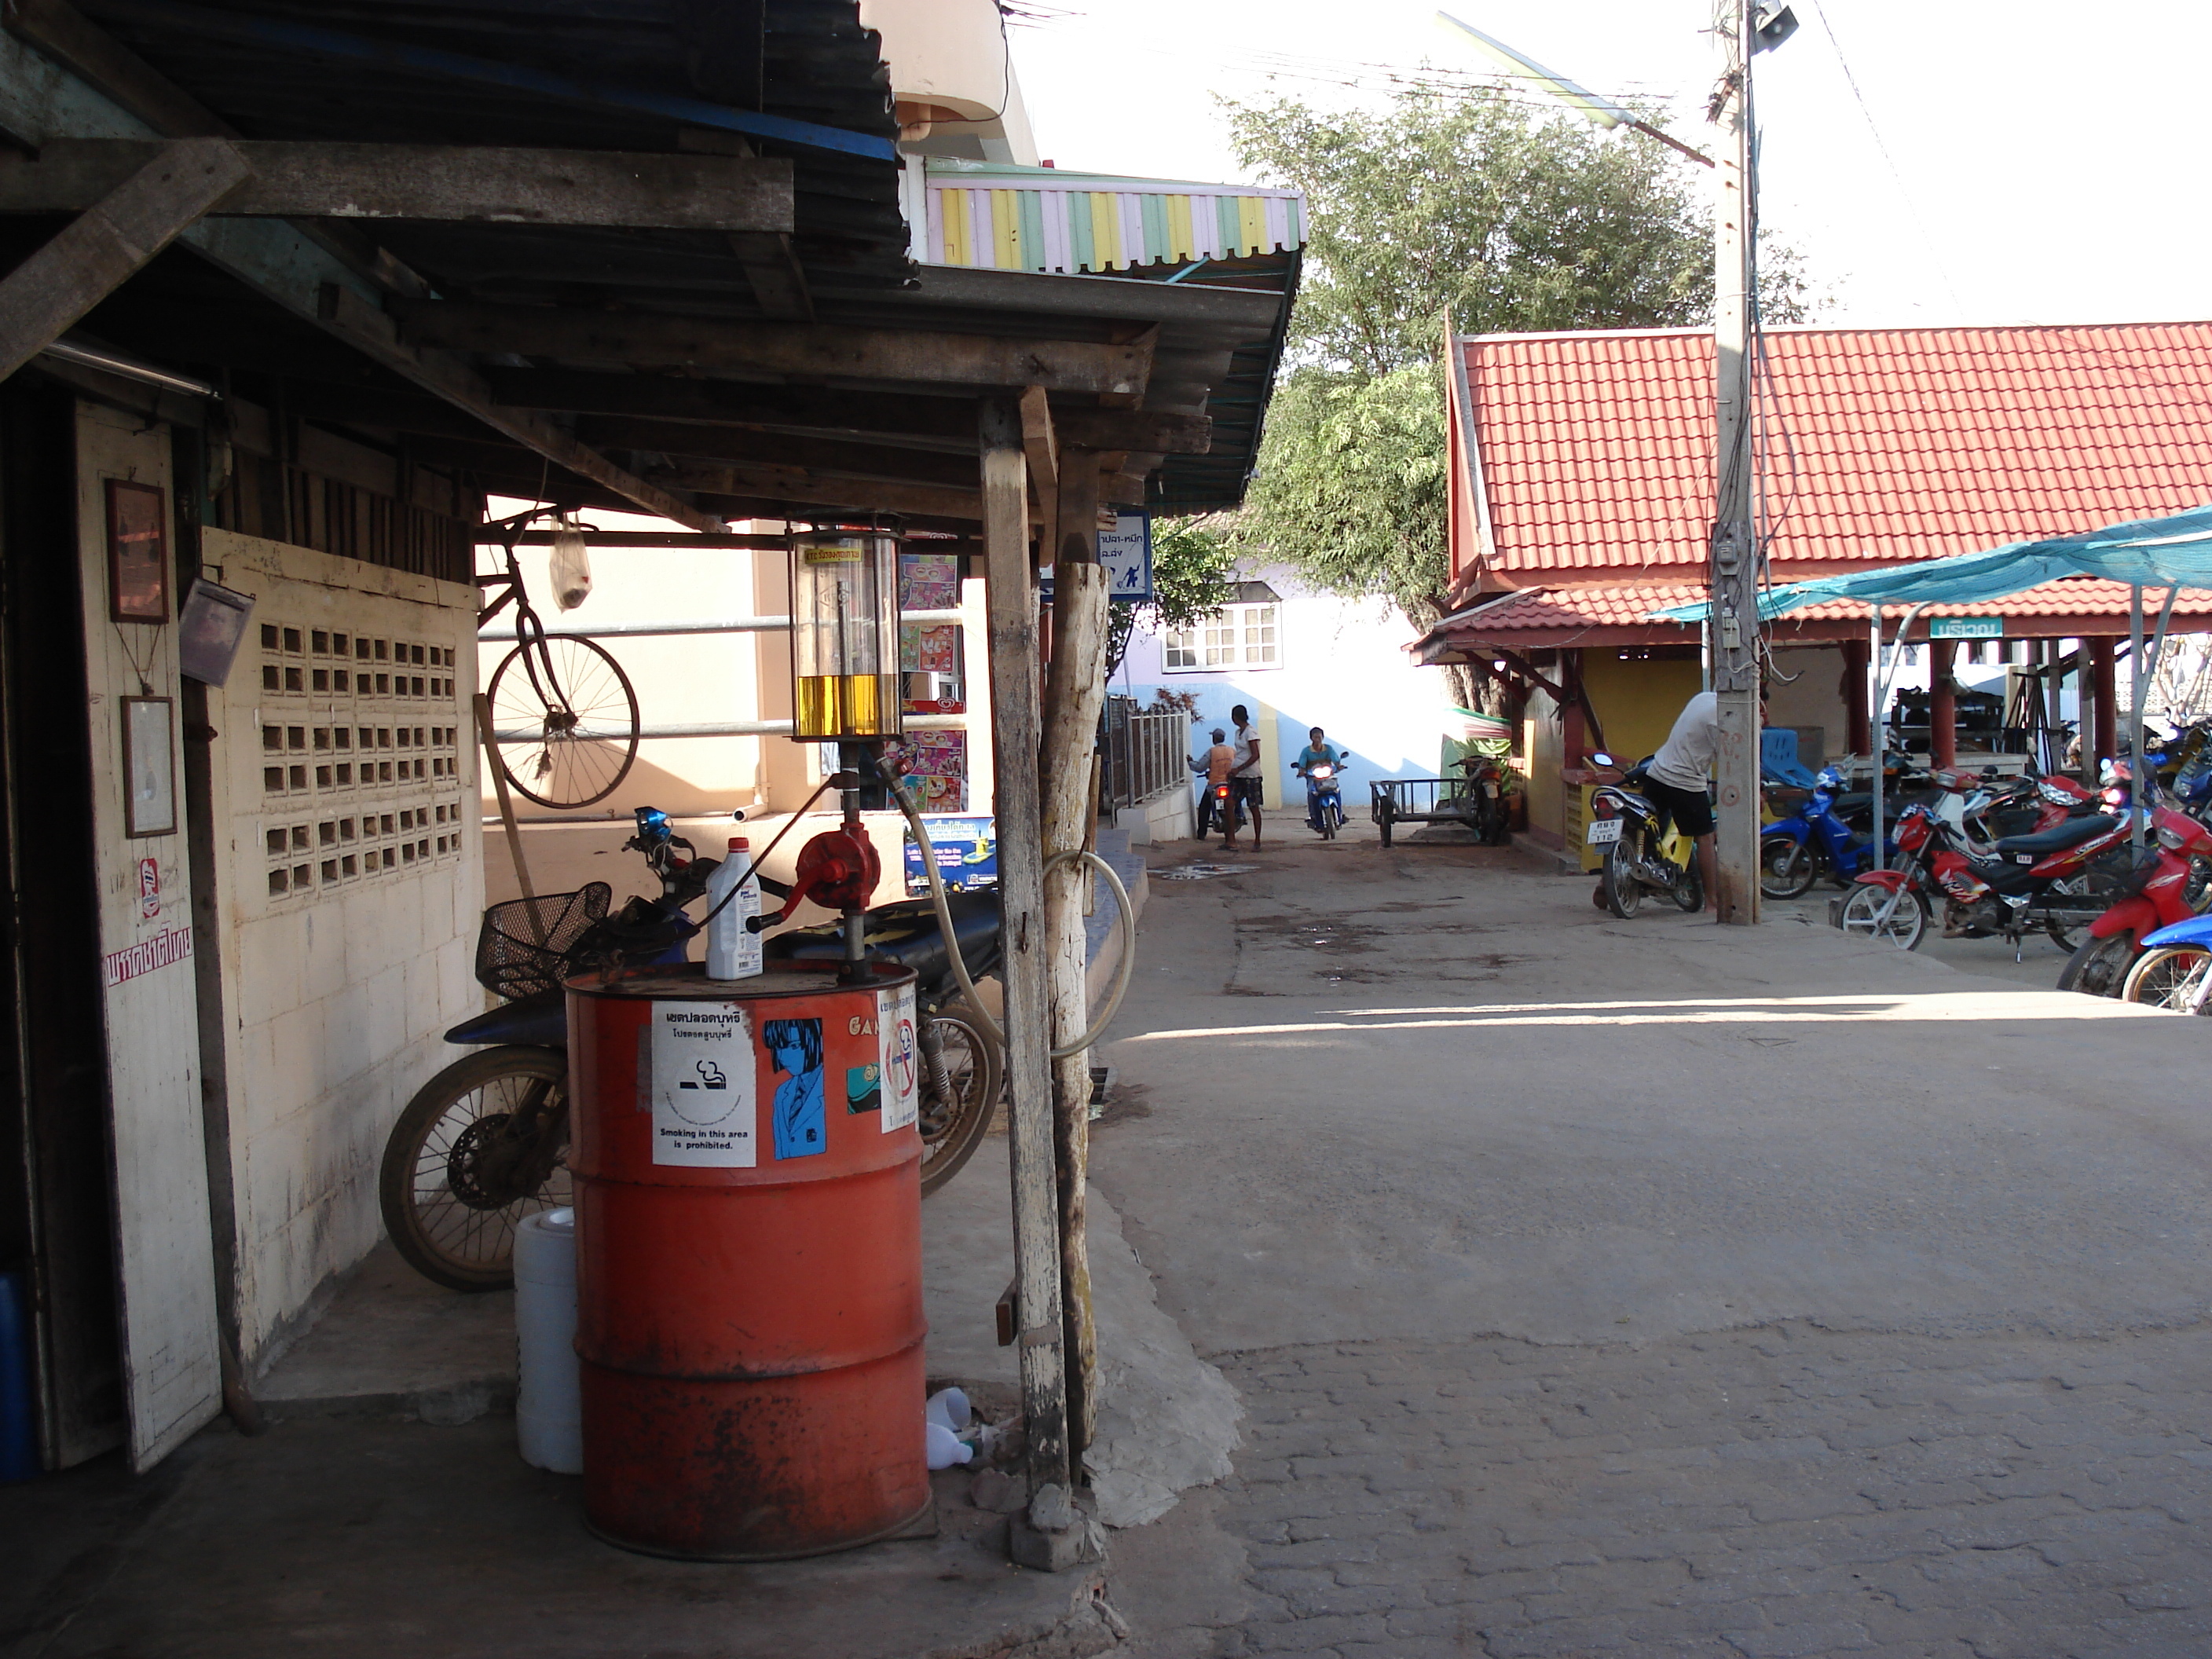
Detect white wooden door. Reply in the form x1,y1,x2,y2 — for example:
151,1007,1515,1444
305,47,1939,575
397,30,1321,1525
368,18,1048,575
75,403,222,1469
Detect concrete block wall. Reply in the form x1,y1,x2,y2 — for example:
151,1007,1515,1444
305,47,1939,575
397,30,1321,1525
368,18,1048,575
197,529,482,1365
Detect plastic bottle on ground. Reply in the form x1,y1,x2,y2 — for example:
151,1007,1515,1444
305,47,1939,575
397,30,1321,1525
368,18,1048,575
515,1207,581,1474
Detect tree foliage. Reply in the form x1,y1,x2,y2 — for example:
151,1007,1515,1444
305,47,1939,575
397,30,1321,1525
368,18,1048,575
1225,87,1714,378
1221,86,1809,710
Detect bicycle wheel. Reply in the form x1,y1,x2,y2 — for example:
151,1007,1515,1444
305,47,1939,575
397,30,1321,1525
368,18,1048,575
1760,837,1818,899
379,1046,570,1291
487,635,640,809
1602,836,1643,918
917,1008,1002,1199
2120,945,2212,1011
1840,882,1928,950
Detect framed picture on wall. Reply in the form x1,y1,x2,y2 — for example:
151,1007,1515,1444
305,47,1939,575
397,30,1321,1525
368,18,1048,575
106,478,169,623
122,696,177,837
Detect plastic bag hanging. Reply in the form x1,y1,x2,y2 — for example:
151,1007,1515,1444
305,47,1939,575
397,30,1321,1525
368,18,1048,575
549,516,593,612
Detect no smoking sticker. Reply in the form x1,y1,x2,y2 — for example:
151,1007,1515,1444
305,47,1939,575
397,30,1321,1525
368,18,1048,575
878,983,917,1133
650,1002,756,1166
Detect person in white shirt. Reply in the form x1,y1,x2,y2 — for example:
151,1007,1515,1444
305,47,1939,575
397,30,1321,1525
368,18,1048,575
1229,704,1265,849
1643,683,1767,916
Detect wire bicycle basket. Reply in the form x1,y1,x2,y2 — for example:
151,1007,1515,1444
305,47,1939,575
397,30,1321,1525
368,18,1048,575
474,882,613,1000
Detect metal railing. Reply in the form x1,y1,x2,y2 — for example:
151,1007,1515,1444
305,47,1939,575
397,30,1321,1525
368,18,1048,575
1102,699,1189,813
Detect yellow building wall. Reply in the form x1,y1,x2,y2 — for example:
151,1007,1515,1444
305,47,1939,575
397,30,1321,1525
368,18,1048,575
1581,654,1706,768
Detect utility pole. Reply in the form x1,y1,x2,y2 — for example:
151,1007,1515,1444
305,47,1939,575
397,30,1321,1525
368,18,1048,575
1708,0,1762,925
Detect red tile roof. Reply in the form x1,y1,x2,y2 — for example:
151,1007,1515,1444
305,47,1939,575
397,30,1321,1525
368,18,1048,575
1426,578,2212,653
1456,323,2212,587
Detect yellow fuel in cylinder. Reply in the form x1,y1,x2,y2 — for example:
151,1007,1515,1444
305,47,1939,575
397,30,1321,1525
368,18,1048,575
794,673,895,738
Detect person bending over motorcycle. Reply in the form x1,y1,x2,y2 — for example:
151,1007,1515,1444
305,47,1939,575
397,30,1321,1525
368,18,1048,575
1645,683,1767,917
1295,726,1346,833
1192,727,1240,846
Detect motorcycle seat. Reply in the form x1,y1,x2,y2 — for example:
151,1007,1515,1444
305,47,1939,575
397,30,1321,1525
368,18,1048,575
765,889,1003,995
1992,815,2114,858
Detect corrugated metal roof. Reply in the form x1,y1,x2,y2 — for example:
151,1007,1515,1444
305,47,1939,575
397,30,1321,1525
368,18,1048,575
1457,322,2212,584
924,159,1304,276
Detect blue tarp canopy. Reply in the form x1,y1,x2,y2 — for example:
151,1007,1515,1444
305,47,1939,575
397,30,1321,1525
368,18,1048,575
1650,503,2212,623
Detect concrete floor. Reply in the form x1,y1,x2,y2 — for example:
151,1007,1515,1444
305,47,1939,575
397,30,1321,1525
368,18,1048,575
1090,818,2212,1656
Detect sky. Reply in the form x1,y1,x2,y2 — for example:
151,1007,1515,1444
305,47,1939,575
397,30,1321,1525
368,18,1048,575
1004,0,2212,331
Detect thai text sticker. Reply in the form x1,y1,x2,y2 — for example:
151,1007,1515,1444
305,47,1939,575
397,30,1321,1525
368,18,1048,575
650,1002,756,1166
878,982,917,1133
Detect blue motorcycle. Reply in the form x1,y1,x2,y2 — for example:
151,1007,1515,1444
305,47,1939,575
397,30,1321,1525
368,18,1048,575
2117,910,2212,1011
1760,765,1897,899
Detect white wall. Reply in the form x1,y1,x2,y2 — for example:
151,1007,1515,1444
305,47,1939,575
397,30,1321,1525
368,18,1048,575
199,529,482,1363
1119,572,1464,817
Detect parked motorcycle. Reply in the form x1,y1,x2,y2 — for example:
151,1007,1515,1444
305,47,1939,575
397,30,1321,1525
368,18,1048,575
1760,766,1896,898
1453,751,1512,845
1840,790,2131,955
1586,753,1704,917
2060,804,2212,995
378,806,1003,1291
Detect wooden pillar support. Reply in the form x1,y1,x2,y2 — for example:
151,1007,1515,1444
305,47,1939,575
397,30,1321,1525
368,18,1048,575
978,398,1069,1500
1929,639,1957,769
1841,638,1872,756
1038,445,1108,1463
0,137,251,383
2090,636,2118,764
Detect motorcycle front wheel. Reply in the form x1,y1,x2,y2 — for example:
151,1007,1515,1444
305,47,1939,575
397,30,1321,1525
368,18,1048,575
1602,836,1644,918
379,1046,571,1291
917,1007,1003,1198
2120,945,2212,1012
1760,837,1818,900
1840,883,1928,950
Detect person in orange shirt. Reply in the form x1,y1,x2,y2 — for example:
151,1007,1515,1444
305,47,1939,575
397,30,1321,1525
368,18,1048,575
1192,727,1240,847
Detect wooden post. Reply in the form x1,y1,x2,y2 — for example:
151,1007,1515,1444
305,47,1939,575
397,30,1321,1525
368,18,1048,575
978,397,1069,1500
1841,638,1871,756
2091,636,2118,764
1929,639,1957,768
1039,445,1108,1459
474,692,537,902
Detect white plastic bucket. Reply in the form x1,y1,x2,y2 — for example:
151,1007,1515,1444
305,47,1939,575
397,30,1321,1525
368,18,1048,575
515,1207,581,1474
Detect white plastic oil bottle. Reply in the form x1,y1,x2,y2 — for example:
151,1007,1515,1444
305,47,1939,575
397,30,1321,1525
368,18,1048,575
705,837,764,980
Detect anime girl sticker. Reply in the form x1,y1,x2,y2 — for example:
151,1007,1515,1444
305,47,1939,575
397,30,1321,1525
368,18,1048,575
763,1016,827,1160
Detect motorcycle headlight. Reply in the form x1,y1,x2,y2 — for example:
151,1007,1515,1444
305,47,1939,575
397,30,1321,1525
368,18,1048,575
2160,826,2187,851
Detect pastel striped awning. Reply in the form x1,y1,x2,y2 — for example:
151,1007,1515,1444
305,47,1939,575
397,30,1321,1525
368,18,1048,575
923,158,1304,276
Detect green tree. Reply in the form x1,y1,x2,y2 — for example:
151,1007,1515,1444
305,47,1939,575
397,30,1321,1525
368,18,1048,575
1106,518,1237,681
1223,86,1807,710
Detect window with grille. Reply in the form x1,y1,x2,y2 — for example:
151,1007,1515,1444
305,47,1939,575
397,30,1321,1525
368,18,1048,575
1163,602,1280,672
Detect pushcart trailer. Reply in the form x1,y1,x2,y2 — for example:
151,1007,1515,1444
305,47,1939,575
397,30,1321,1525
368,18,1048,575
1369,767,1510,848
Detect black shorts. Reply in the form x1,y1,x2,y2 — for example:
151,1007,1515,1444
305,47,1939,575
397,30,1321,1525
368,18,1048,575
1230,775,1264,807
1644,777,1715,838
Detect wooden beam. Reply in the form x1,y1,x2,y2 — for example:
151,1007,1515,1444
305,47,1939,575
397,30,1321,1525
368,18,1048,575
0,137,249,382
0,140,797,232
316,284,723,532
656,456,1005,523
2,0,234,138
480,368,1213,454
979,394,1070,1507
727,230,812,321
394,300,1155,398
0,0,715,530
1019,384,1057,532
573,414,979,487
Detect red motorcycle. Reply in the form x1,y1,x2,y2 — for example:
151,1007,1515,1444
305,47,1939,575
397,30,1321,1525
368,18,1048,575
2057,804,2212,994
1840,794,2132,955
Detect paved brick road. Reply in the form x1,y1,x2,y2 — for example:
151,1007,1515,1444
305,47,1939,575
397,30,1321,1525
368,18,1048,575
1184,1321,2212,1658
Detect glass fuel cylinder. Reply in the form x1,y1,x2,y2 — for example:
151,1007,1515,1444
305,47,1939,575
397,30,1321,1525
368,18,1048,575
788,530,901,740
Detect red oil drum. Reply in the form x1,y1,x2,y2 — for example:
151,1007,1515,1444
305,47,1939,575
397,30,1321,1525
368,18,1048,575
566,959,928,1559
